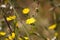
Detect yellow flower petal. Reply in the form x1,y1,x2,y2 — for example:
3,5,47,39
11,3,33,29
19,37,23,40
24,37,29,40
26,17,36,24
5,38,9,40
8,35,12,40
6,17,12,21
6,16,16,21
48,24,56,30
11,32,15,39
22,8,30,14
10,16,16,20
16,23,18,27
0,32,6,36
55,32,58,37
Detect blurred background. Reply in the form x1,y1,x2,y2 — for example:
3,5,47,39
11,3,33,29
0,0,60,40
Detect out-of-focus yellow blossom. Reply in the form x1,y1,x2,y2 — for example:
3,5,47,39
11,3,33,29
10,16,16,19
16,23,18,27
55,32,58,37
5,38,9,40
48,24,56,30
22,8,30,14
26,17,36,24
6,16,16,21
51,32,58,40
24,37,29,40
8,32,15,40
6,17,12,21
19,37,23,40
11,32,15,39
0,32,6,36
8,35,12,40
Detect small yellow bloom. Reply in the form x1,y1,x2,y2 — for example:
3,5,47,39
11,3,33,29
6,17,12,21
19,37,23,40
26,17,36,24
22,8,30,14
48,24,56,30
8,32,15,40
10,16,16,19
5,38,9,40
16,23,18,27
6,16,16,21
24,37,29,40
11,32,15,39
8,35,12,40
55,32,58,37
0,32,6,36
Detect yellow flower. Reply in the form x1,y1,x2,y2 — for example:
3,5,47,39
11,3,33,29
10,16,16,19
6,15,16,21
16,23,18,27
8,35,12,40
11,32,15,39
55,32,58,37
48,24,56,30
0,32,6,36
24,37,29,40
6,17,12,21
19,37,23,40
26,17,36,24
8,32,15,40
5,38,9,40
22,8,30,14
